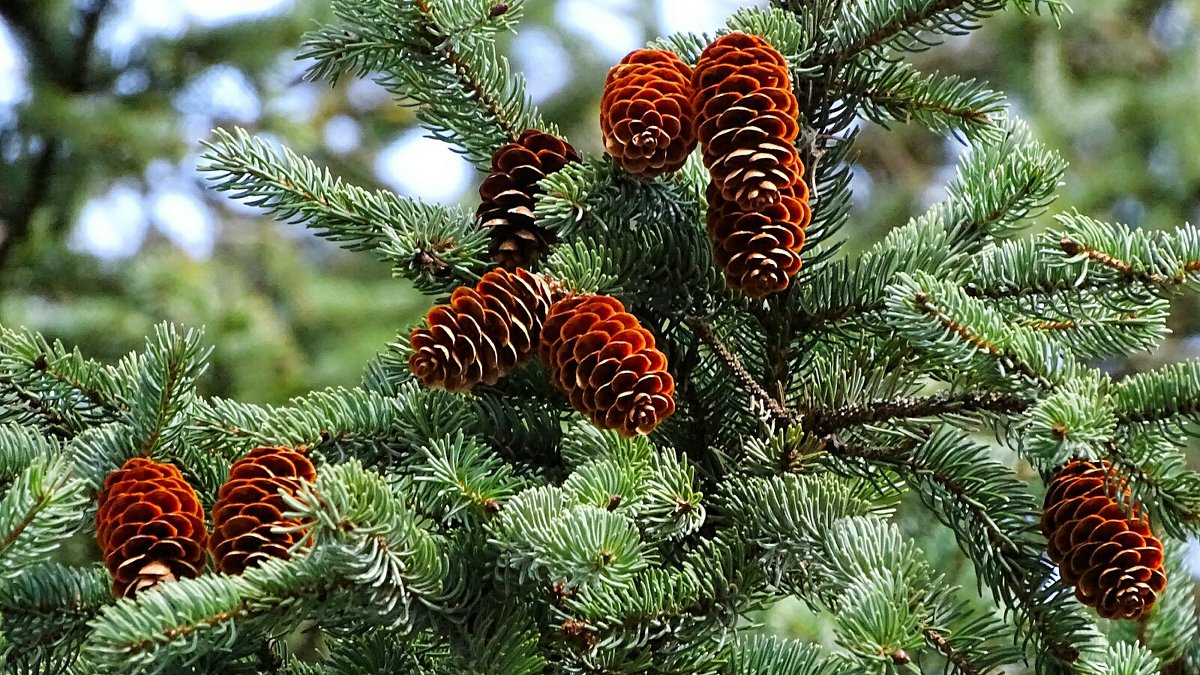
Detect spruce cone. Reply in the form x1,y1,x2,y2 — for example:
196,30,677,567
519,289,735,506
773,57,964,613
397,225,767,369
477,129,580,270
95,458,207,598
410,267,554,392
693,32,802,210
1041,459,1167,620
706,180,810,297
211,446,317,575
601,49,697,177
539,294,675,436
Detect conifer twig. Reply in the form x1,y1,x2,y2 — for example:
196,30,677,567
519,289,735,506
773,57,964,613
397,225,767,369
806,389,1033,435
816,0,968,66
824,434,1082,666
412,0,521,141
1059,237,1200,289
912,290,1055,389
685,317,799,426
925,629,980,675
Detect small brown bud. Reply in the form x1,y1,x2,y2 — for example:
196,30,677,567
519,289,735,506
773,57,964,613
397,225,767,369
1060,237,1082,256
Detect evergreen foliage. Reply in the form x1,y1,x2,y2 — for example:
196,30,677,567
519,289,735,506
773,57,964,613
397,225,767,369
1,0,1198,673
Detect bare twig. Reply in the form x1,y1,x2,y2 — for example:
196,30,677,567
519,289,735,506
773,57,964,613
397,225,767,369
685,316,799,426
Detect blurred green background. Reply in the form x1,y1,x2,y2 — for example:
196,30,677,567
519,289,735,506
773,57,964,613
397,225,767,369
3,0,1199,666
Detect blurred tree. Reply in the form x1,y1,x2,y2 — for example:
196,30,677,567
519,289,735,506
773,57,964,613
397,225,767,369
0,0,435,402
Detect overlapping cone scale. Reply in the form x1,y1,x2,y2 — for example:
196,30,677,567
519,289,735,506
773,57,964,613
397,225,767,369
601,49,697,177
95,457,207,598
705,180,810,298
410,267,555,393
477,129,580,270
693,32,802,211
1041,459,1167,620
539,294,675,437
211,445,317,575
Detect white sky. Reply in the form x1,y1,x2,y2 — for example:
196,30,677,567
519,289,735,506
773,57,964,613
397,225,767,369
0,0,757,261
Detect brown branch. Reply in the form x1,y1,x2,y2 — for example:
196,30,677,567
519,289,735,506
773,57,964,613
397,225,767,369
1060,237,1200,289
793,301,882,333
912,290,1055,389
806,389,1033,436
837,77,993,127
0,463,73,556
925,629,980,675
685,316,799,426
0,375,74,439
413,0,521,142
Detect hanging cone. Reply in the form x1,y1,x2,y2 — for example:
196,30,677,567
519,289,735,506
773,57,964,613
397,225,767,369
1041,459,1167,620
210,446,317,575
601,48,697,177
477,129,580,270
539,294,675,436
409,267,555,393
95,457,207,597
693,32,802,211
705,180,810,297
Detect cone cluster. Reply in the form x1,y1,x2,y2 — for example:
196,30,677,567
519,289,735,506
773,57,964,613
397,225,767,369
539,294,675,437
1041,459,1167,620
409,267,555,393
407,281,676,436
600,49,697,177
95,446,320,596
477,129,580,270
95,458,208,598
693,32,811,297
210,446,317,575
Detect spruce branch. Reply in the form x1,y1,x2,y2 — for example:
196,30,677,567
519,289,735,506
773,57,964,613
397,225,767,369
0,456,88,577
1113,361,1200,430
925,629,980,675
0,326,129,435
805,389,1033,435
202,128,488,293
81,555,361,673
793,119,1063,336
838,61,1003,140
284,461,451,617
126,324,208,460
0,424,59,491
902,273,1060,386
302,0,545,166
815,0,1060,67
1050,215,1200,299
0,562,109,670
823,432,1095,669
537,157,719,301
190,383,477,467
1059,234,1200,291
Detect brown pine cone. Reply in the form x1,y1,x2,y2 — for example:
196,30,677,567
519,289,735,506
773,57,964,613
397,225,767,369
1041,459,1167,620
211,446,317,575
706,180,810,297
410,267,554,392
693,32,802,210
539,294,675,436
95,458,207,598
601,49,697,177
477,129,580,270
